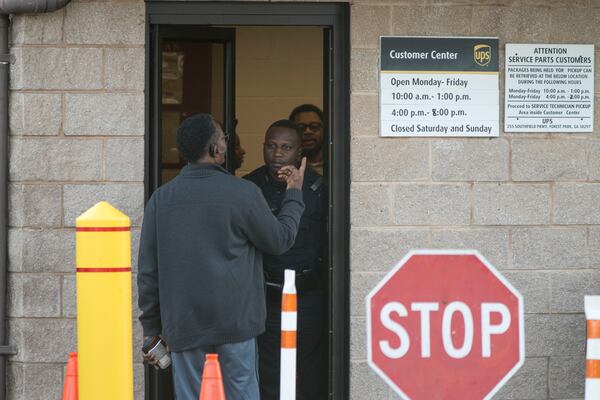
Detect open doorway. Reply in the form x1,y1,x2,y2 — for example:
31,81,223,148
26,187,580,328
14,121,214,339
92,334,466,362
158,26,324,180
234,26,324,177
145,3,349,399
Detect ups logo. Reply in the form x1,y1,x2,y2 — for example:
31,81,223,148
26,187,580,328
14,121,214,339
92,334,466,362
474,44,491,67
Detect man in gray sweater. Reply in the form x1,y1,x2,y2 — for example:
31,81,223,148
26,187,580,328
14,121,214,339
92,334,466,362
138,114,306,400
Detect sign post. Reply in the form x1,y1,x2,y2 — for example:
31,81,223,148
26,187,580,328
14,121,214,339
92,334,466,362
366,250,524,400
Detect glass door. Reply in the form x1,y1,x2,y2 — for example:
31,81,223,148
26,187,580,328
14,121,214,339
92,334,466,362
149,26,235,190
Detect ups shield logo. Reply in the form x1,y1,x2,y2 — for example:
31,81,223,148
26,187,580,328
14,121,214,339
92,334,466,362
474,44,492,67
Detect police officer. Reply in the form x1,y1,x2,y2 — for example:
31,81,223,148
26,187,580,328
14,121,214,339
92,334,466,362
244,119,327,400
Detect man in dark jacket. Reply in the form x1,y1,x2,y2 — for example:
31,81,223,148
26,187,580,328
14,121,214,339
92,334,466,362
137,114,306,400
244,120,327,399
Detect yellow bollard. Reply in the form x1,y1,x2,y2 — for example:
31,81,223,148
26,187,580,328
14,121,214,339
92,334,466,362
76,201,133,400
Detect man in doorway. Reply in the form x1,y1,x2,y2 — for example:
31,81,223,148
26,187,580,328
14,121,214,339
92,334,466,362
244,120,327,400
289,104,325,175
138,114,307,400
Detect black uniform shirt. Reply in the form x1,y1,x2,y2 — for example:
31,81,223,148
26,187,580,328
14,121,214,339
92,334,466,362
244,166,325,279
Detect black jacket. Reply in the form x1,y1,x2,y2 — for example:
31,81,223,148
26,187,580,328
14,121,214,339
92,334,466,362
244,166,325,277
137,163,305,351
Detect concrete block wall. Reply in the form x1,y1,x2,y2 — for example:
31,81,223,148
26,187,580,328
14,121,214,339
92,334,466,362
350,1,600,399
7,1,145,399
5,0,600,399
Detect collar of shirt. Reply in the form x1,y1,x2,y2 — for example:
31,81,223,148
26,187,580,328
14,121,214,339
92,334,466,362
180,163,230,177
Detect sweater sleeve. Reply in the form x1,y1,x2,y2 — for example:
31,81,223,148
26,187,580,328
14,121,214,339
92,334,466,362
137,196,162,337
244,186,305,255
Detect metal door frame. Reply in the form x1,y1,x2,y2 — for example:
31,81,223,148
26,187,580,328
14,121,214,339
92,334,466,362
145,3,350,398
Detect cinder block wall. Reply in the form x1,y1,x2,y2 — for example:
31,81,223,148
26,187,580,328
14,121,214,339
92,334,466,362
7,1,145,399
349,1,600,399
5,0,600,400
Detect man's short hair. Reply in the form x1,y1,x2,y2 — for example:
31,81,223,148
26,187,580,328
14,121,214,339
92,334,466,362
267,119,303,142
288,104,324,123
176,113,217,163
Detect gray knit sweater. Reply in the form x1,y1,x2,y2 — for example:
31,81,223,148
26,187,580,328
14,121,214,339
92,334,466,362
137,163,305,351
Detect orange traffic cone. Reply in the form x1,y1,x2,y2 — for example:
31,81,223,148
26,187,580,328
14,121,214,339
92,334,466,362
199,353,226,400
61,352,78,400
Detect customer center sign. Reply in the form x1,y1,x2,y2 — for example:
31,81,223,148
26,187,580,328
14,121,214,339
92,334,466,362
380,37,499,137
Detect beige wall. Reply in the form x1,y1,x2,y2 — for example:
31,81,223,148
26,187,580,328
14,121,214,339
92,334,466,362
6,1,600,400
7,2,146,399
235,26,323,176
349,2,600,399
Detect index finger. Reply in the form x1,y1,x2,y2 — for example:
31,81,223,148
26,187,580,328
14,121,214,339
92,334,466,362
299,157,307,175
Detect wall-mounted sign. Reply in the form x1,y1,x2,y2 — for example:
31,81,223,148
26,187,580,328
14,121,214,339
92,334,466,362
379,37,499,137
505,44,594,132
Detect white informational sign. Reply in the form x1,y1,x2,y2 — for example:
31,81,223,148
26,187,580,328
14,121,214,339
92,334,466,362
380,37,499,137
505,44,594,132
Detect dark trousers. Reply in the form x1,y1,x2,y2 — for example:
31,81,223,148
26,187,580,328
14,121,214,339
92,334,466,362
258,289,328,400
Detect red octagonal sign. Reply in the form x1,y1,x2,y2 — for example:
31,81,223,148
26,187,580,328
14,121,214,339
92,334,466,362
366,250,524,400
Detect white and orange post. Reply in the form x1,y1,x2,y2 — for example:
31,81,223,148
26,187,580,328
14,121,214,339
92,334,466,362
280,269,297,400
585,296,600,400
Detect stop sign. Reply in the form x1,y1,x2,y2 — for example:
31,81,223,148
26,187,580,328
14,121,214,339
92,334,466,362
366,250,524,400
